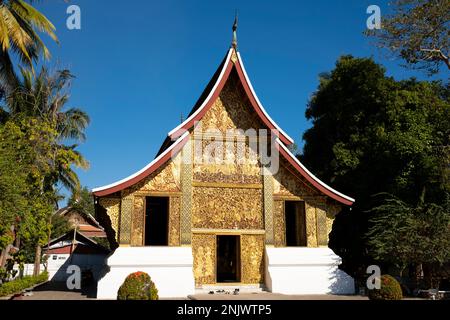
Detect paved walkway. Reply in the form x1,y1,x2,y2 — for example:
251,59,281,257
13,283,426,300
189,292,368,300
13,281,97,300
13,282,368,300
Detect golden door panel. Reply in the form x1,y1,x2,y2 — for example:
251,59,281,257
241,234,265,284
169,197,181,246
192,234,216,286
273,200,286,247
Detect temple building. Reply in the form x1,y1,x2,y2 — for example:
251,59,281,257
93,24,355,298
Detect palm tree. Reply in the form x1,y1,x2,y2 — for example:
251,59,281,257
0,0,57,88
6,67,90,194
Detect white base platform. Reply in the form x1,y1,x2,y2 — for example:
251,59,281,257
265,247,355,295
96,247,195,299
97,246,354,299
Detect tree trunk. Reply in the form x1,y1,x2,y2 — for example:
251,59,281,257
33,245,41,276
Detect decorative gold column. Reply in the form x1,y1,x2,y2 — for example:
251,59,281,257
119,194,134,245
273,200,285,247
180,139,193,245
263,169,274,245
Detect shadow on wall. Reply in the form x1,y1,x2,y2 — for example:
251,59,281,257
328,266,356,295
95,203,119,250
48,252,109,298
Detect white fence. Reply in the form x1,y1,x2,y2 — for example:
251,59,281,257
12,253,107,282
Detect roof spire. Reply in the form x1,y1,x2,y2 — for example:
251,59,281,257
231,11,238,50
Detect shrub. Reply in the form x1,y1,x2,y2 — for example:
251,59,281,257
0,271,48,297
368,274,403,300
117,271,158,300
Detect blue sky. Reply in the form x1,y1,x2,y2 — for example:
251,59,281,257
32,0,445,201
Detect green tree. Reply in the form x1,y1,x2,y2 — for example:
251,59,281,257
0,121,28,251
366,0,450,75
68,186,95,217
302,55,449,278
367,194,450,287
0,118,54,267
2,67,90,193
0,0,58,87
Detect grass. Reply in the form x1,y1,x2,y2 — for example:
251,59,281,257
0,271,48,297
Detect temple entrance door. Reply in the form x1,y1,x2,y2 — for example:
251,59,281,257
144,196,169,246
216,235,241,283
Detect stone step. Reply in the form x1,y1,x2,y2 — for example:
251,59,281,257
196,284,267,295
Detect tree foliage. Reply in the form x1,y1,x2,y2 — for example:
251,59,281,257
68,186,95,217
366,0,450,75
0,0,58,88
367,194,450,273
0,69,89,263
0,2,89,270
302,55,450,278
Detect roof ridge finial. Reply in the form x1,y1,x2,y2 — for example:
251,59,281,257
231,10,238,50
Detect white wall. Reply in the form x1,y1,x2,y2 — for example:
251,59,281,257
13,254,108,282
265,247,355,295
96,247,195,299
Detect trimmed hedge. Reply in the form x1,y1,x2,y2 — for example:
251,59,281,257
368,274,403,300
0,271,48,297
117,271,158,300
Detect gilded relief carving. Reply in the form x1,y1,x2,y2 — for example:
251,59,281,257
169,197,181,246
123,152,181,197
241,235,265,284
192,234,216,286
273,161,319,198
273,200,285,247
98,197,120,241
131,196,144,246
192,187,263,230
193,139,261,184
201,71,264,133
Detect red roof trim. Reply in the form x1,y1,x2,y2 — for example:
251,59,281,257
169,49,293,145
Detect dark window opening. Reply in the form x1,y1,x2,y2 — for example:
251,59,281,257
144,196,169,246
216,235,241,283
285,201,307,246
